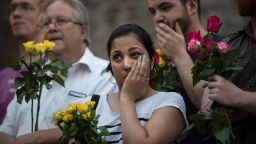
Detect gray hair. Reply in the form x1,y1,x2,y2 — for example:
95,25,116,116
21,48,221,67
41,0,90,45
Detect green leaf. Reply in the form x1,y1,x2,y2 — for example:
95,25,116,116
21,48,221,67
54,75,65,87
15,77,25,88
69,123,79,137
199,68,215,78
189,113,206,121
214,127,230,144
37,71,47,77
98,126,110,137
179,123,196,140
16,88,26,104
60,122,70,131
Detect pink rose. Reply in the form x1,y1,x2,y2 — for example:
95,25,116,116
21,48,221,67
207,16,222,33
216,42,231,53
187,31,202,41
204,38,213,53
187,38,201,53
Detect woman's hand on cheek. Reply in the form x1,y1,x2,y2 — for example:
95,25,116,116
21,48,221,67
120,55,150,102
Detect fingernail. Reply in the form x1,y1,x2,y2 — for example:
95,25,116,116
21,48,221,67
143,55,149,62
138,55,142,61
159,23,164,27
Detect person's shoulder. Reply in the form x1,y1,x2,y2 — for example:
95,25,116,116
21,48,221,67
224,25,248,43
0,67,19,80
93,56,109,66
157,91,182,98
152,91,184,104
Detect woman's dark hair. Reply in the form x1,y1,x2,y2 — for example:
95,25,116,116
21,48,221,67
106,24,155,73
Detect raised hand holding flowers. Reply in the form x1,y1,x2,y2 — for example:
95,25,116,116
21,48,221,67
181,16,241,144
9,40,71,132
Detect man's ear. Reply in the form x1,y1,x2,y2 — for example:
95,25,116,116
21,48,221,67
186,0,198,16
80,25,89,42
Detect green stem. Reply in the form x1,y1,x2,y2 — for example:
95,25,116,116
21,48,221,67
29,53,34,132
35,83,43,131
34,54,46,131
31,99,34,132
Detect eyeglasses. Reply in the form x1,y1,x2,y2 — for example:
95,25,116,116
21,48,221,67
40,17,82,29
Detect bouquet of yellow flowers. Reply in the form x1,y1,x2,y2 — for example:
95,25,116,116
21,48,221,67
55,101,109,144
150,48,182,92
9,40,71,132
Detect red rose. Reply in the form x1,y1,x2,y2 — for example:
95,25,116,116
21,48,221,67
154,52,160,63
187,31,202,41
204,38,213,53
207,16,222,33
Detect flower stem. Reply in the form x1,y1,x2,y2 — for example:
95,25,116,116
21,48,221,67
31,99,34,132
35,83,43,131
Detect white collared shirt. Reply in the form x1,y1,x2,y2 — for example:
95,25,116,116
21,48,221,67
0,48,118,137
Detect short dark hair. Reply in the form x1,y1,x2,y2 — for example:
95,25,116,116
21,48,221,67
106,24,155,73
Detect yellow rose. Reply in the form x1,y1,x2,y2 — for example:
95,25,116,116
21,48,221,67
155,48,165,57
158,57,166,68
63,114,73,122
77,103,88,114
88,101,95,108
23,41,35,53
35,43,46,54
82,114,87,120
44,40,55,52
54,111,65,121
87,112,91,118
66,103,78,114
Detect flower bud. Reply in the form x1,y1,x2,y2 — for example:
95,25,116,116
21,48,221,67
23,41,35,53
155,48,165,57
35,43,46,54
217,42,231,53
158,57,166,68
207,15,222,33
44,40,55,52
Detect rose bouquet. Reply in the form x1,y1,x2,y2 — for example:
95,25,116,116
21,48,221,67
54,101,109,144
180,16,241,144
9,40,71,132
150,48,182,92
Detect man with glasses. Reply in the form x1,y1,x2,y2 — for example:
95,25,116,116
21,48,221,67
0,0,117,143
0,0,44,125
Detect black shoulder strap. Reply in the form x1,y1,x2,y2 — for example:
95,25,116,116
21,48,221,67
91,94,100,110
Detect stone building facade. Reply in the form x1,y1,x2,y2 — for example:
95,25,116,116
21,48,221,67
0,0,249,68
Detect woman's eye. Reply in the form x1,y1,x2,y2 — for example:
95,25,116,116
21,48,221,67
112,55,122,62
